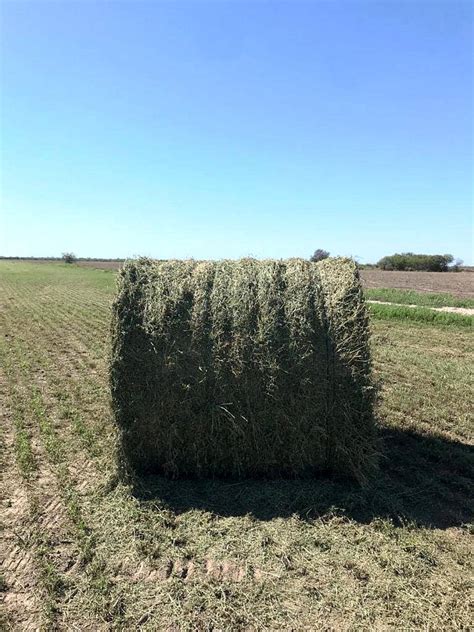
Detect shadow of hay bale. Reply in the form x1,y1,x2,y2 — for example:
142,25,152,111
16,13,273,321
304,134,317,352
132,428,473,530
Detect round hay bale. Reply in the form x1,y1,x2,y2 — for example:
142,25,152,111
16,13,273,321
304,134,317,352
110,257,376,481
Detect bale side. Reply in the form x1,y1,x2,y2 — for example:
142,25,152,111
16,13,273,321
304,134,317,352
316,257,377,481
110,257,376,480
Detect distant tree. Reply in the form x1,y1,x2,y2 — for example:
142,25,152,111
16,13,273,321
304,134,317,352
62,252,77,264
377,253,454,272
310,249,330,262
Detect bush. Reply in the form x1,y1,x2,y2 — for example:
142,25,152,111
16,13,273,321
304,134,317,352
377,253,454,272
110,258,377,482
451,258,464,272
62,252,77,264
310,249,330,262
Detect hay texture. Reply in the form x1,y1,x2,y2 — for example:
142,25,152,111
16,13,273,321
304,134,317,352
110,258,376,481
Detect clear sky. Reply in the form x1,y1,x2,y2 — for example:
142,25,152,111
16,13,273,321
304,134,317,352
1,0,472,263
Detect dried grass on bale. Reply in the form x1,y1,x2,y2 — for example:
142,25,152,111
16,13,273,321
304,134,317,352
110,257,377,481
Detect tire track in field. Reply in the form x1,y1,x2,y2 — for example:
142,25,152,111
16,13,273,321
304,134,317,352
0,321,91,629
0,301,42,629
0,371,41,631
128,557,265,584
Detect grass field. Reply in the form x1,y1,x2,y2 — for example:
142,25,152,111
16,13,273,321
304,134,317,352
365,287,474,309
368,302,474,328
1,261,473,630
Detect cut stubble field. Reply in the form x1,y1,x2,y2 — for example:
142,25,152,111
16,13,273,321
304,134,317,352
0,262,473,630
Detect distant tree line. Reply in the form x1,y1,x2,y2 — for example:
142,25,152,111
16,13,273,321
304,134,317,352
308,250,464,272
377,253,462,272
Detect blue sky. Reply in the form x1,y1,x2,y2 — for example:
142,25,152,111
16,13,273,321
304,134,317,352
1,1,472,263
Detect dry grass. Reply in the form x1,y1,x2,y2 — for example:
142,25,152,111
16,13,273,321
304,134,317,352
0,261,472,630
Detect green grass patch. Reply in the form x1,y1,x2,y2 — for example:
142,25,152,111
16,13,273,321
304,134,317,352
13,425,36,479
368,302,473,327
365,287,474,308
0,260,117,295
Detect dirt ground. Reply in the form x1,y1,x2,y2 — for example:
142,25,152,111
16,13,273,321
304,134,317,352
360,269,474,298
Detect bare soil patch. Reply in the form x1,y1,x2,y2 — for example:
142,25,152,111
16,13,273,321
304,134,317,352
361,270,474,298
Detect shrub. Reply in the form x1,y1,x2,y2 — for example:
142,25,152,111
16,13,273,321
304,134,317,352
310,249,330,262
377,253,454,272
451,258,464,272
62,252,77,264
110,258,377,482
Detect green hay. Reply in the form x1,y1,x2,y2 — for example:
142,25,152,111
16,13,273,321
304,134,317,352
110,258,377,481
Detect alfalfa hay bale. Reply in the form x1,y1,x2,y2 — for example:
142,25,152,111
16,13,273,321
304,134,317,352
110,257,376,481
